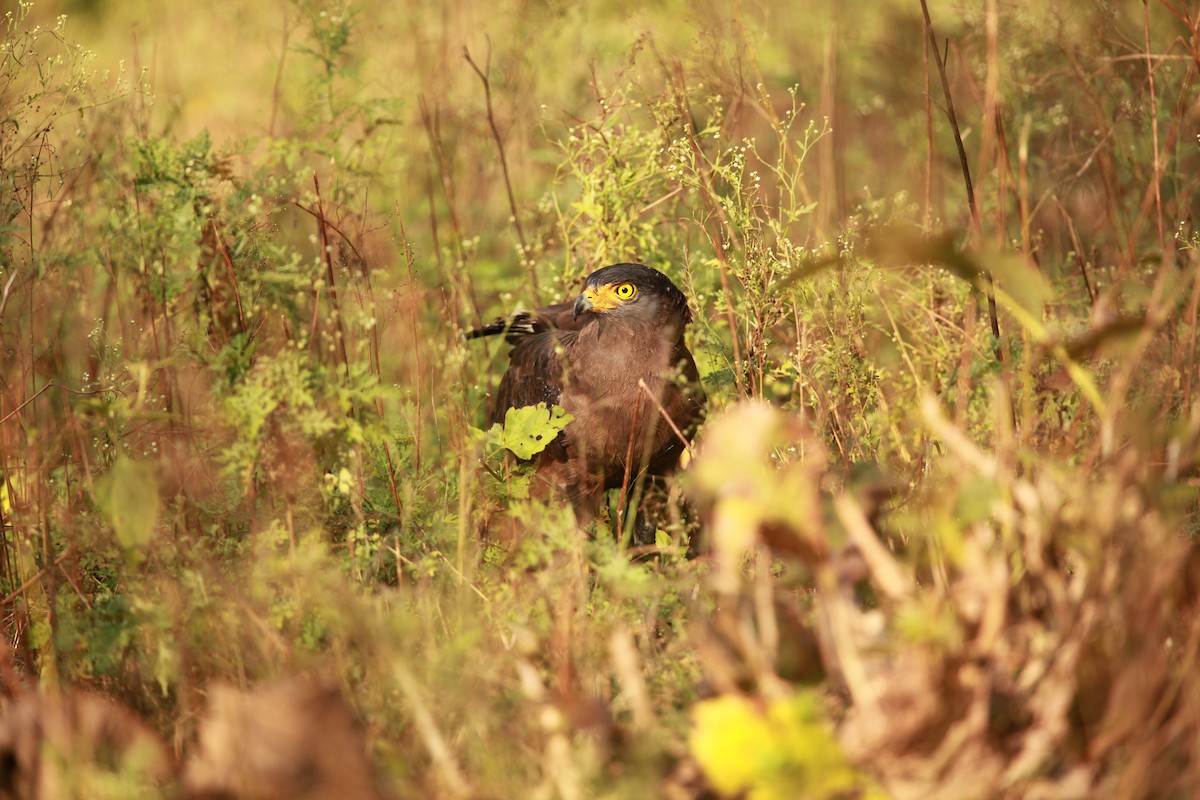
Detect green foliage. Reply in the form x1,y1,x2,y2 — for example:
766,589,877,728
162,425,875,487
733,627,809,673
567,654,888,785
486,403,573,460
93,456,159,557
2,0,1199,796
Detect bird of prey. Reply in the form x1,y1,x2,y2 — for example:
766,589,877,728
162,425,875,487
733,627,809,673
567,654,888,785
469,263,706,530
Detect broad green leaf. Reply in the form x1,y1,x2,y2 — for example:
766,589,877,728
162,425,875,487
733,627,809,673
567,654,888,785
491,403,574,459
94,456,160,555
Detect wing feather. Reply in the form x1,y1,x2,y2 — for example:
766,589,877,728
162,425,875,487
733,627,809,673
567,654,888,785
465,301,579,344
491,330,574,427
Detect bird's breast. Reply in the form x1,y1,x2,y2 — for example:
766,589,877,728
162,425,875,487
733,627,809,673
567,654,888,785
560,336,691,455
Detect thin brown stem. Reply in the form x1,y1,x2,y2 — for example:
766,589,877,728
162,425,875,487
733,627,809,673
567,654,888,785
463,44,539,299
208,219,247,332
418,96,482,328
268,0,291,137
0,383,101,428
918,0,1002,353
923,27,934,223
312,172,350,371
1183,264,1200,410
398,212,423,474
637,379,696,458
665,63,747,397
1144,0,1167,261
1051,196,1096,305
617,391,644,543
307,284,322,356
292,201,368,266
2,545,77,608
981,0,1000,234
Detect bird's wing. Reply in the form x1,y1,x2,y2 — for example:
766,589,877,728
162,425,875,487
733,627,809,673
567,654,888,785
466,301,579,344
491,330,574,427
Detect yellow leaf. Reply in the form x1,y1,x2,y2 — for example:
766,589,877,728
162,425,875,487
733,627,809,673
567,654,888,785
689,695,772,795
691,692,884,800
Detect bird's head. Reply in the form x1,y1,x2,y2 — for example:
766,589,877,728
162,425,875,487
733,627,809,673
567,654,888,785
571,264,693,330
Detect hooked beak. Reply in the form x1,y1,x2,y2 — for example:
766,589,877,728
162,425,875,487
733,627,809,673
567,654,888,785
573,284,622,318
573,292,593,319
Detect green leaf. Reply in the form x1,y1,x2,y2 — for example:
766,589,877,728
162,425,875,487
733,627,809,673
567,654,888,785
94,456,160,556
955,475,1001,525
702,368,736,387
491,403,574,460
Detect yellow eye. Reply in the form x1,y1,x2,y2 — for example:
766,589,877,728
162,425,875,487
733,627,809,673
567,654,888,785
615,282,637,300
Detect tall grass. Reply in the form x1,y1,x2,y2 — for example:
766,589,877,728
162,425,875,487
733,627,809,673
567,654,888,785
1,0,1199,797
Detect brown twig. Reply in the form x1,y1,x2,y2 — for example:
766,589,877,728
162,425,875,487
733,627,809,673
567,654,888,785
981,0,1001,234
417,98,465,262
417,96,482,328
208,219,247,332
36,499,57,686
268,2,291,138
918,0,1002,353
292,201,368,267
1051,196,1096,305
307,284,322,356
616,391,644,542
1143,0,1167,261
666,64,747,397
637,379,696,458
1182,258,1200,410
311,172,350,371
398,211,423,474
463,44,539,299
922,26,934,223
0,384,102,428
0,546,78,608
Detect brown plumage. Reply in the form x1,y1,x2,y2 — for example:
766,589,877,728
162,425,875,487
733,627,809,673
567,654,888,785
469,263,706,524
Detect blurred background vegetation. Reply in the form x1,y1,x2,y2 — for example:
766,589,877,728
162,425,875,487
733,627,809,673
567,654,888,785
2,0,1200,796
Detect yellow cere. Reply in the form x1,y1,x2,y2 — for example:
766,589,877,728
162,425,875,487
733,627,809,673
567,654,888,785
584,281,638,311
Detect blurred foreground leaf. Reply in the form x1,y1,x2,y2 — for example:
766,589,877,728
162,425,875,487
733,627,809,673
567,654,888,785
690,692,882,800
870,226,1051,316
94,456,160,556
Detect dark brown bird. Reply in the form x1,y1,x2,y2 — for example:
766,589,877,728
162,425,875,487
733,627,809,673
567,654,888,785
469,263,706,526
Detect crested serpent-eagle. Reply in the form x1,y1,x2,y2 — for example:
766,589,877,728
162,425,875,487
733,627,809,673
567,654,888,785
468,263,706,529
